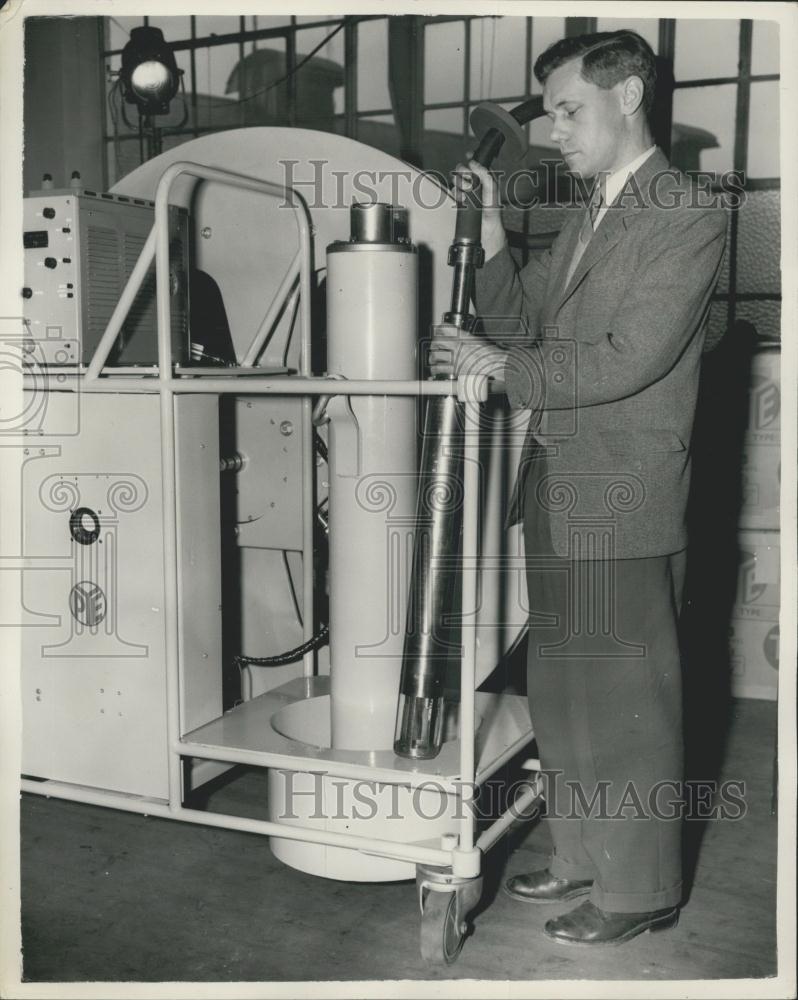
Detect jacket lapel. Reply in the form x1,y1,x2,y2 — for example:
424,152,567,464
550,148,670,317
542,212,582,325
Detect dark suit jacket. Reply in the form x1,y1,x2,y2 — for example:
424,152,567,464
475,148,727,560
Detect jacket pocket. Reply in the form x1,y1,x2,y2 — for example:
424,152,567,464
600,429,686,456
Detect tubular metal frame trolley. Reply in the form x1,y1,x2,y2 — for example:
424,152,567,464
21,115,544,965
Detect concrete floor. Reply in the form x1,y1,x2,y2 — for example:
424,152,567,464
19,698,778,985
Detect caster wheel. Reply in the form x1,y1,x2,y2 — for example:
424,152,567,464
420,890,466,965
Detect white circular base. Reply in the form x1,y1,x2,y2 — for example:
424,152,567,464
267,694,463,882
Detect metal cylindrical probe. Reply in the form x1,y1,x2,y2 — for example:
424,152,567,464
394,386,464,760
351,201,395,244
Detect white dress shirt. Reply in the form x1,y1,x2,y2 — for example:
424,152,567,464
563,146,657,289
594,145,657,229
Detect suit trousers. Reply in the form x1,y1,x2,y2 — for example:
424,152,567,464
523,453,686,913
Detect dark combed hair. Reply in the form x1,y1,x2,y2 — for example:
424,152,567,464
534,30,657,114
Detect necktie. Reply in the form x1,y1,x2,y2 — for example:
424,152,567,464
564,185,603,289
589,185,604,228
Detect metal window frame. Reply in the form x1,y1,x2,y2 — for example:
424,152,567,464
102,14,389,164
102,15,782,182
414,15,782,340
100,14,781,336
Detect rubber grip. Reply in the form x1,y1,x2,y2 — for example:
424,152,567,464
454,192,483,242
473,128,505,169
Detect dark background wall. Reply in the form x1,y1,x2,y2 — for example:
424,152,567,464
23,17,106,193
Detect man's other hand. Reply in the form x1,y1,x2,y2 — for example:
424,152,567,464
451,157,507,262
428,330,508,382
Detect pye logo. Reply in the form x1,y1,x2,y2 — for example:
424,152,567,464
68,581,106,627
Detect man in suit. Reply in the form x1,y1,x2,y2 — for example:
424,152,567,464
430,30,727,946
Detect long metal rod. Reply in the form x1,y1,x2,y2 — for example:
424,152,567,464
476,777,542,853
473,728,537,788
241,249,301,367
175,741,462,792
20,779,450,867
84,226,156,380
48,376,487,398
458,400,481,854
154,172,183,811
298,233,315,680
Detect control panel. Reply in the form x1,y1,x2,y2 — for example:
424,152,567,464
23,189,189,366
23,195,80,365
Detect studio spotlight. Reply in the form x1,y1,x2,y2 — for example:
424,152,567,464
120,26,181,116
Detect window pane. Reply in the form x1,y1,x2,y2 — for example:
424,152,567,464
295,23,344,63
674,19,739,81
751,19,779,75
173,48,192,101
735,300,781,343
248,15,291,31
425,21,465,104
422,113,468,178
425,108,463,135
191,43,247,129
671,84,736,173
530,18,565,93
110,137,142,184
296,41,344,130
195,42,242,98
247,14,291,55
737,190,781,295
106,16,142,52
596,18,659,52
193,17,241,40
212,41,288,127
356,114,400,157
747,81,780,179
296,15,339,24
105,55,121,137
146,17,192,43
358,19,391,112
469,16,526,101
162,49,194,132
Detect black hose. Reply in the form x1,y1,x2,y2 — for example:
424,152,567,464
234,431,331,670
235,624,329,668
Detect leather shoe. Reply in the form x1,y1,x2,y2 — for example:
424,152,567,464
544,900,679,946
504,868,593,904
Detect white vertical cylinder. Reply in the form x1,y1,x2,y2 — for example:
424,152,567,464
326,238,418,751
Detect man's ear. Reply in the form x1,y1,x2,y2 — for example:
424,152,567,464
620,75,645,116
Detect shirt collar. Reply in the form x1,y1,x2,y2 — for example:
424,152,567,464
601,145,657,206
